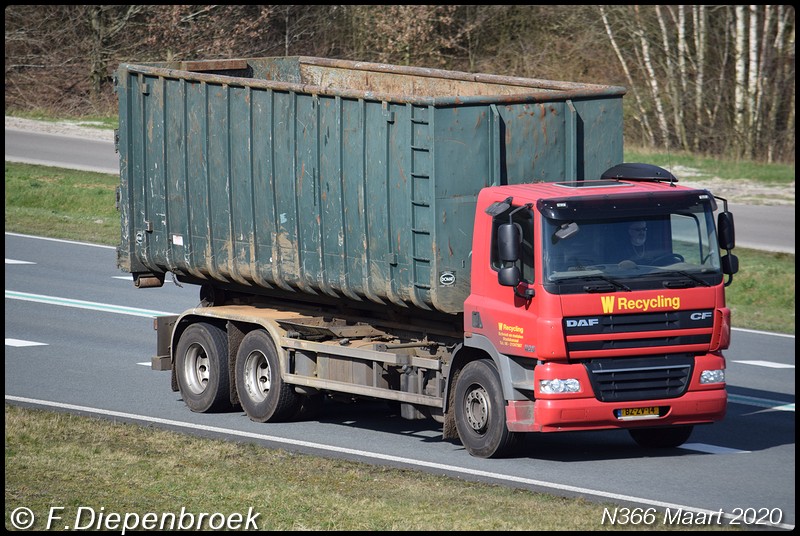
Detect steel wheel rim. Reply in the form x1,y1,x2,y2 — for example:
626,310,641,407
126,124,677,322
183,343,210,395
464,384,490,433
243,350,271,403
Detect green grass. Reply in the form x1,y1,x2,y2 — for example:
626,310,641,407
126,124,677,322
625,147,795,185
4,163,119,244
4,405,738,531
725,250,795,334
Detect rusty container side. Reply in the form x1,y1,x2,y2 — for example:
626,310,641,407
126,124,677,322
116,57,625,315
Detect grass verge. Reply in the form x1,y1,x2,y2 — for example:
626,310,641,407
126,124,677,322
5,405,737,531
625,147,795,185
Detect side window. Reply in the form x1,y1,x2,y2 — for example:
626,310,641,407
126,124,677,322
490,206,535,283
670,212,715,265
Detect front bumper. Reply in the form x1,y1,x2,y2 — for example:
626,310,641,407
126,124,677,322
506,388,726,432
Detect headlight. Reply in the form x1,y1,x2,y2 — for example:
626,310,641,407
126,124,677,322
700,369,725,384
539,378,581,394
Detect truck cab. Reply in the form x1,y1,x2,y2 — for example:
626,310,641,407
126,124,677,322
458,168,738,456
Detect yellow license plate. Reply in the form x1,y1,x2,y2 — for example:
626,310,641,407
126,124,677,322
617,407,660,419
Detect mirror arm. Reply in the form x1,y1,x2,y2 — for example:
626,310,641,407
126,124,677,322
514,285,535,301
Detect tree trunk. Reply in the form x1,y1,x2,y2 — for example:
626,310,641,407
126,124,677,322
599,6,655,146
746,5,760,157
656,6,688,150
691,6,706,152
734,6,747,158
635,7,670,149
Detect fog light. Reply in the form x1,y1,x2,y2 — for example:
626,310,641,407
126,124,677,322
700,369,725,384
539,378,581,394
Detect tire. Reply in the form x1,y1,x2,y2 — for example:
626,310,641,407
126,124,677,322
629,425,694,448
235,329,300,422
454,359,520,458
174,322,230,413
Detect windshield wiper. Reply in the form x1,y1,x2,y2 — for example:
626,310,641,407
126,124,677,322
658,270,711,287
556,274,632,292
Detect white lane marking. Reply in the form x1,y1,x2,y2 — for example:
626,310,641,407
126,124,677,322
733,360,794,369
5,338,48,347
680,443,749,454
731,326,795,339
6,258,35,264
10,395,792,530
137,362,151,367
5,290,175,318
5,231,116,249
728,394,795,412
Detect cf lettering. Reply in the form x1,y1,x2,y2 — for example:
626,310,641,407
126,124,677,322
691,312,713,321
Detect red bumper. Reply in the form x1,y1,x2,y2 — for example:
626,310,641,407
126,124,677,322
506,389,727,433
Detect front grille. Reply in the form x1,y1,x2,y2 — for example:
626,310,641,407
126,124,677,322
584,354,694,402
563,309,713,353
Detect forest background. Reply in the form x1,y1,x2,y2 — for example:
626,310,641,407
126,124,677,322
5,5,795,165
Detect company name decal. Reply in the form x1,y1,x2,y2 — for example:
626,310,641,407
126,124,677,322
601,295,681,314
497,322,524,348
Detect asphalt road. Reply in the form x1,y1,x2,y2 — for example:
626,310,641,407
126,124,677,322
5,127,120,175
5,233,796,530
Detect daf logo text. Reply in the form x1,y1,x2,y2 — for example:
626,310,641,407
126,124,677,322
566,318,600,328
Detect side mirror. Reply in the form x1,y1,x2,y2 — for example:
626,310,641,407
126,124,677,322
718,212,735,250
721,253,739,275
498,222,521,262
498,266,521,288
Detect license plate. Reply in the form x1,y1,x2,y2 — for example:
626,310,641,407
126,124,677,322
616,406,661,420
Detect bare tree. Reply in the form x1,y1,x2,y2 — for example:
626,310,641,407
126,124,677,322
87,6,145,104
691,5,706,152
634,6,670,148
599,6,655,146
599,5,794,161
344,5,459,66
656,6,687,150
5,5,794,162
762,6,796,162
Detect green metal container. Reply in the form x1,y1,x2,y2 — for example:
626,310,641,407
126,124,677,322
116,56,625,315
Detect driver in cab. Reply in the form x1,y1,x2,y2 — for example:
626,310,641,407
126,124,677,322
619,221,650,263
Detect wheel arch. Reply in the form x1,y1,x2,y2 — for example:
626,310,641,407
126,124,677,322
445,334,535,414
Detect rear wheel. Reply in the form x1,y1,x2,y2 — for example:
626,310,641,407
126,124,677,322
629,425,694,448
454,359,520,458
174,322,230,412
235,329,300,422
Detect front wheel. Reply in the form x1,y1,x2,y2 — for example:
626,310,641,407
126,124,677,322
174,322,230,413
629,425,694,448
454,359,520,458
235,329,300,422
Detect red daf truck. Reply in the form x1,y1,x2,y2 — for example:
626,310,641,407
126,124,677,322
116,57,738,457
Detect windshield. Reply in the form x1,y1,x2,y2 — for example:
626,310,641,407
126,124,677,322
542,199,722,293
